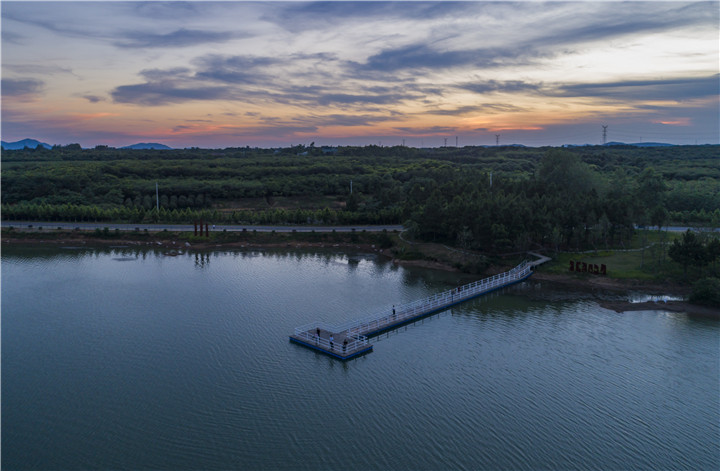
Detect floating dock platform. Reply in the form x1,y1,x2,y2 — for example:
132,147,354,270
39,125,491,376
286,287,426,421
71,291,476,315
290,258,544,360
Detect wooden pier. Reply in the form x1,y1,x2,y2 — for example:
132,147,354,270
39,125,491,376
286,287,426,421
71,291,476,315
290,257,545,360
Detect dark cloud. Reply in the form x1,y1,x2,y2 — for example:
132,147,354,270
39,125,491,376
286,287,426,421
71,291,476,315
268,2,475,32
4,64,75,76
552,75,720,101
537,2,719,50
282,1,467,20
459,80,541,95
359,43,545,73
316,92,410,106
2,78,44,98
363,44,480,72
301,114,396,127
393,126,457,135
115,28,237,48
349,3,718,76
131,2,201,19
1,30,25,44
140,67,193,80
83,95,104,103
217,124,320,138
193,55,278,84
111,80,234,106
427,103,526,116
225,80,421,109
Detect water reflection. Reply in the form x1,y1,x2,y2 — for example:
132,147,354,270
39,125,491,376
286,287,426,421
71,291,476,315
194,252,211,269
2,244,718,471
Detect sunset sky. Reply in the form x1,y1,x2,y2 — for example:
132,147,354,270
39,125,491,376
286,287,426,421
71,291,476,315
2,1,718,148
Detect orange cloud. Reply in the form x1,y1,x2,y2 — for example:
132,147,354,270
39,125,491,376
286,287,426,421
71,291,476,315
69,112,118,120
481,125,544,132
652,118,691,126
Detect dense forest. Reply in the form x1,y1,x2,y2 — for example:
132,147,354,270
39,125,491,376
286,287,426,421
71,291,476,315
2,144,719,254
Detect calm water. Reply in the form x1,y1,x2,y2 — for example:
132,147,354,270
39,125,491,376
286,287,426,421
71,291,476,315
2,245,719,470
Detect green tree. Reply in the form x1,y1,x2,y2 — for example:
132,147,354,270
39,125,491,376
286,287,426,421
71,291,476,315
419,189,445,241
346,191,359,212
668,230,707,277
538,149,599,195
706,237,720,274
689,277,720,307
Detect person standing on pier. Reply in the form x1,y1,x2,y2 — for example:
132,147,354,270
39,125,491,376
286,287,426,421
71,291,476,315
329,335,334,350
392,305,396,318
343,339,348,353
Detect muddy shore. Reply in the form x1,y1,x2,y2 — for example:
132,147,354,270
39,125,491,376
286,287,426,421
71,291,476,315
597,300,719,318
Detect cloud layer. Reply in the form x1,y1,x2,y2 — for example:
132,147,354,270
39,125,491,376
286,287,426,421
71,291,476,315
2,1,718,147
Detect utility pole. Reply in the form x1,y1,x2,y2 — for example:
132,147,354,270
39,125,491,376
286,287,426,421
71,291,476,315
156,182,159,211
602,125,608,145
455,136,458,147
495,134,500,146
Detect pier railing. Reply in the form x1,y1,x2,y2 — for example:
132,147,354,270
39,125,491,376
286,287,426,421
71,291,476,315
293,321,370,353
338,260,532,337
291,260,536,359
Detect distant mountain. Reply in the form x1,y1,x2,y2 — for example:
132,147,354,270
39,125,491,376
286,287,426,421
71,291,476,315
630,142,675,147
605,141,674,147
121,142,172,150
1,138,52,150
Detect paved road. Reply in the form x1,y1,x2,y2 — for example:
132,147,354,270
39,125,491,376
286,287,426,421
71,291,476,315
636,225,719,232
1,221,403,233
4,221,715,234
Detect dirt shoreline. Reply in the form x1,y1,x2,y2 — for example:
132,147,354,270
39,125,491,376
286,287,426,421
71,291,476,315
1,235,389,253
529,271,691,295
4,235,717,318
598,300,719,318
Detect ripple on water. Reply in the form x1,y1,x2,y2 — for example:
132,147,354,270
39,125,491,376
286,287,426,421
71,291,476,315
1,247,718,471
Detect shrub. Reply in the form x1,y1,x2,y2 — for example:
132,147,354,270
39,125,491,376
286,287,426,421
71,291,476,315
689,277,720,307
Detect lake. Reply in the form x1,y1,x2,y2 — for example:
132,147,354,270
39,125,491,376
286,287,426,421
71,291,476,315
2,245,718,470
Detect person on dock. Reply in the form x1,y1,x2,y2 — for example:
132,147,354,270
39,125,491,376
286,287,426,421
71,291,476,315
343,339,348,353
316,327,321,344
329,335,334,350
392,305,396,318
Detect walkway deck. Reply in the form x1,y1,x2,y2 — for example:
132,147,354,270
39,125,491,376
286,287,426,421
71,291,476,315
290,256,547,360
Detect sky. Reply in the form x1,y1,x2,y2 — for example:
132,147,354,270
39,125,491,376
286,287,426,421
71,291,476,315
2,1,718,148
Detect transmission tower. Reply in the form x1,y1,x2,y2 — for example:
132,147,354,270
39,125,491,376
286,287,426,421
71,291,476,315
455,136,458,147
495,134,500,146
444,137,448,147
602,125,608,145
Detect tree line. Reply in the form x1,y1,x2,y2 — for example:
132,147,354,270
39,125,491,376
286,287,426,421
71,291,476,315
3,145,719,254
